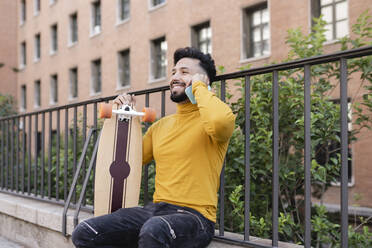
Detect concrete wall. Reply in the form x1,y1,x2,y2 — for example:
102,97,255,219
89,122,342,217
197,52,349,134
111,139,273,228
0,192,303,248
0,0,18,99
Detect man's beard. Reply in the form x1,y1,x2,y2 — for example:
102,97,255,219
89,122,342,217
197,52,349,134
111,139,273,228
170,91,188,103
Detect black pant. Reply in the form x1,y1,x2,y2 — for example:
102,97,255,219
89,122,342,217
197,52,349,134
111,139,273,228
72,202,215,248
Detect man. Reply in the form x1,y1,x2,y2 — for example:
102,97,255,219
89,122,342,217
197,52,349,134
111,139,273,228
72,47,235,248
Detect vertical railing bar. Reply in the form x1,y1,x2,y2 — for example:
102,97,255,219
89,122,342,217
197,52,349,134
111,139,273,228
56,110,60,201
219,79,226,236
82,104,87,206
272,70,279,247
41,112,45,197
92,103,98,203
64,108,69,201
340,57,349,248
304,65,312,248
161,90,166,117
0,122,3,188
244,76,251,241
34,114,39,195
16,117,20,192
144,93,150,205
1,122,4,188
5,121,9,189
10,119,14,189
73,106,78,203
22,116,26,193
27,115,31,194
48,111,52,199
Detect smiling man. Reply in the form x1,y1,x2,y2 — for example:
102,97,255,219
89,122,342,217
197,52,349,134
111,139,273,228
72,47,236,248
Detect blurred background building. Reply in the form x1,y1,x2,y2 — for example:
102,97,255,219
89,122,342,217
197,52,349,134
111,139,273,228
0,0,371,212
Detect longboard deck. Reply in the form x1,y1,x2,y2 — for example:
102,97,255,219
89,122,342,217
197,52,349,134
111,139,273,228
94,110,142,217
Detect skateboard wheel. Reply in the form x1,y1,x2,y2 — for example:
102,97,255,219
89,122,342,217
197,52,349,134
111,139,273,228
99,103,113,119
142,108,156,123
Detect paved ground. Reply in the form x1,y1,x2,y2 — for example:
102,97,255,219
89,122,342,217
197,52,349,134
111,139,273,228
0,237,25,248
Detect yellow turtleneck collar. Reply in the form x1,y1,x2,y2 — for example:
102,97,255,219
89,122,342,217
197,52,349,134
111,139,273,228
176,102,198,114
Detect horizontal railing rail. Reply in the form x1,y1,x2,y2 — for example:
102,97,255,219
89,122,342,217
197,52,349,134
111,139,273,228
0,45,371,248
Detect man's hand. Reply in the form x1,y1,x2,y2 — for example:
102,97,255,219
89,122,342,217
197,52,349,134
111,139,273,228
191,73,210,88
113,93,136,107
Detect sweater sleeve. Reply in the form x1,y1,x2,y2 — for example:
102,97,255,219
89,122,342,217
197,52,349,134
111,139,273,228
142,124,154,165
192,81,236,143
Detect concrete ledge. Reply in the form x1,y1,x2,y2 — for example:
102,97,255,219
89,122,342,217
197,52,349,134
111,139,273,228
0,192,91,248
0,192,302,248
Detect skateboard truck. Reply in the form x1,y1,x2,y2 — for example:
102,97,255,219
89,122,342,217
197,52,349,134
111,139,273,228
99,103,156,122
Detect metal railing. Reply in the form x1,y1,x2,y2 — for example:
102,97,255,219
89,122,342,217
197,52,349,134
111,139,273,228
0,45,371,247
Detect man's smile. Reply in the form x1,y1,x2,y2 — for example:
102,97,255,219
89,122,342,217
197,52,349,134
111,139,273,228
171,81,187,90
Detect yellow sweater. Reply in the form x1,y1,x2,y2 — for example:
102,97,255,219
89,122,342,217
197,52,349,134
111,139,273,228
142,81,236,222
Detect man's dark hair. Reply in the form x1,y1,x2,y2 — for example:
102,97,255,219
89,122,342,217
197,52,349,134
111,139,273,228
173,47,216,84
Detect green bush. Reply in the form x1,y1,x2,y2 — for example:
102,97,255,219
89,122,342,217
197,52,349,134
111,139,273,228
219,10,372,247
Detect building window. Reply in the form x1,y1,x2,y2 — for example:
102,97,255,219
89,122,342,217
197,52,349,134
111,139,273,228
20,0,26,24
69,67,78,99
191,22,212,54
50,74,58,104
91,0,101,35
34,0,40,15
20,41,27,67
243,3,270,59
49,0,56,5
50,24,58,54
118,49,130,88
150,0,165,9
21,85,27,110
118,0,130,22
150,37,167,80
91,59,102,94
312,0,348,41
34,33,41,61
34,80,41,108
69,13,78,44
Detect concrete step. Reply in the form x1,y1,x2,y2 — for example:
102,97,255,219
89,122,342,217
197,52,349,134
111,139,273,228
0,236,26,248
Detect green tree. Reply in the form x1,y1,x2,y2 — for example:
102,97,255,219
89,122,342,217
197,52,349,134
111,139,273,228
221,10,372,247
0,93,17,117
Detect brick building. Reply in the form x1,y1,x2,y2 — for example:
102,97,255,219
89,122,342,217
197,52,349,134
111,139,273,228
0,0,371,210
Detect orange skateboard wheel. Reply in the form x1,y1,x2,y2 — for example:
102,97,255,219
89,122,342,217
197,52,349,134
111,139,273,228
142,108,156,123
99,103,113,119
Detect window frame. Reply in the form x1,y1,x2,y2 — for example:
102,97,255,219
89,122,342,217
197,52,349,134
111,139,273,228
34,80,41,108
69,67,78,100
69,12,78,45
50,24,58,54
311,0,349,41
21,85,27,111
34,0,40,16
91,0,102,36
242,3,270,60
50,74,58,105
34,33,41,62
117,0,130,24
20,41,27,68
91,58,102,95
117,49,131,89
150,37,167,82
191,21,212,55
20,0,26,25
148,0,166,11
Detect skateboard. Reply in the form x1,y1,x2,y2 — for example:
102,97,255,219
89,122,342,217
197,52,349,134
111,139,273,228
94,103,156,217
